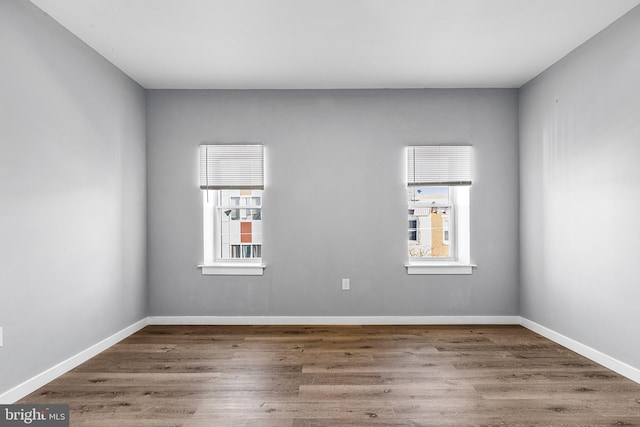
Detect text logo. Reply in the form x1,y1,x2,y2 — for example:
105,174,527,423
0,405,69,426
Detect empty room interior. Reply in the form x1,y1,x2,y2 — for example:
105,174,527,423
1,0,640,425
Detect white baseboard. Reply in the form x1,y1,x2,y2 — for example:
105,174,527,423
4,315,638,404
519,317,640,385
0,318,148,404
147,315,521,325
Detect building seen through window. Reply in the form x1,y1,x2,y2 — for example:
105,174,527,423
217,189,262,259
408,186,452,259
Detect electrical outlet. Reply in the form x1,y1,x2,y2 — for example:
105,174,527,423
342,278,350,290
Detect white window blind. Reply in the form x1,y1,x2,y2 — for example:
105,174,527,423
199,144,264,189
407,145,472,186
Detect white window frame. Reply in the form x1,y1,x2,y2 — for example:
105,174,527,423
408,193,455,261
406,186,471,274
201,190,265,276
198,144,265,276
405,146,474,275
213,190,263,261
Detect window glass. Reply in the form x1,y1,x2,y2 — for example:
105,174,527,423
409,186,449,204
409,220,418,241
408,186,452,259
216,189,262,260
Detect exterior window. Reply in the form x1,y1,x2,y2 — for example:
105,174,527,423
228,244,262,259
406,146,472,274
199,144,264,275
408,219,418,241
442,216,450,245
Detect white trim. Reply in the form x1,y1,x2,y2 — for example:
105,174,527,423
148,315,519,325
406,262,475,275
406,186,470,271
0,318,148,404
3,315,638,404
198,264,265,276
519,317,640,385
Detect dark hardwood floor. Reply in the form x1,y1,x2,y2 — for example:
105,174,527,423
19,325,640,426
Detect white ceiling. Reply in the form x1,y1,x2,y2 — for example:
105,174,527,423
30,0,640,89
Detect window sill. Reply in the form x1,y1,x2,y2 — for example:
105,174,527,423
198,263,265,276
405,262,475,275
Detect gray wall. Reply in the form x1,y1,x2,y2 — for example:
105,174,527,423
519,6,640,368
147,89,519,317
0,1,147,396
10,0,639,401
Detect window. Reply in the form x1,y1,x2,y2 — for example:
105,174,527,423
406,146,472,274
199,144,265,275
408,219,418,241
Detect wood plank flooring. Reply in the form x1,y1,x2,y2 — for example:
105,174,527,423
19,325,640,426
